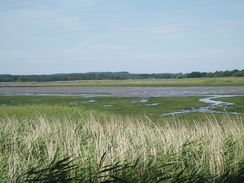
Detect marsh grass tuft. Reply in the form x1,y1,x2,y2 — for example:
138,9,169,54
0,106,243,182
23,154,78,182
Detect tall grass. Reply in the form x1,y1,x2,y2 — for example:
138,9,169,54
0,106,243,182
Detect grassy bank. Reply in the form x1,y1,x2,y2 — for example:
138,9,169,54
1,77,244,87
0,105,244,182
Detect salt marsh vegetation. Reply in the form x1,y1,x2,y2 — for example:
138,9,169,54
0,105,243,182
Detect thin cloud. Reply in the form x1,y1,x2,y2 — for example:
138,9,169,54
0,50,33,60
0,8,83,28
64,42,123,56
91,44,123,50
36,13,82,26
204,19,244,33
219,2,244,9
0,0,99,11
116,24,188,34
0,0,40,11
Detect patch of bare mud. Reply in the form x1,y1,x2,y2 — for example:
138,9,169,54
0,86,244,97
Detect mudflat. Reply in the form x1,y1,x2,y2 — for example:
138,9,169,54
0,86,244,97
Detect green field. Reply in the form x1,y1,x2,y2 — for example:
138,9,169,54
0,93,244,182
1,77,244,87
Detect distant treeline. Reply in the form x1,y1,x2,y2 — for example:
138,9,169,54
0,69,244,82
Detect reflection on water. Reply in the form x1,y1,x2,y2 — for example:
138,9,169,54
131,98,149,103
145,103,160,106
162,95,244,116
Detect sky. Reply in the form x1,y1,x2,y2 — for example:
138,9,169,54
0,0,244,75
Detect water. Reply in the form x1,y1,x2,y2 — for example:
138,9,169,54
131,98,149,103
145,103,160,106
162,95,244,115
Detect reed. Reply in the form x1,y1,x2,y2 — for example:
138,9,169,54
0,106,243,182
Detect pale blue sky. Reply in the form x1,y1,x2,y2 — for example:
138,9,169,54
0,0,244,74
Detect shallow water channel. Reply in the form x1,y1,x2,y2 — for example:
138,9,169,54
162,95,244,115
